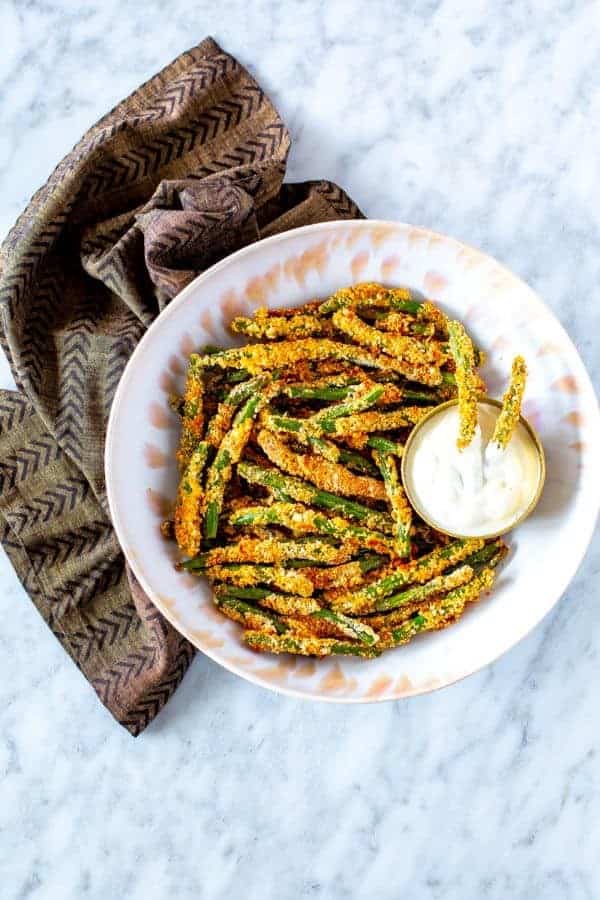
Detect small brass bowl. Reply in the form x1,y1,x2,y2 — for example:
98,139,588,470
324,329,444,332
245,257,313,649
401,397,546,540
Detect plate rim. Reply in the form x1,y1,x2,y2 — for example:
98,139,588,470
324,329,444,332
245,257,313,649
105,218,600,703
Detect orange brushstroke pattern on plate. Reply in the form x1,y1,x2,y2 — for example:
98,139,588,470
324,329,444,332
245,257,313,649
350,250,369,280
553,375,579,394
146,489,172,518
370,224,397,247
365,675,394,698
149,402,173,429
380,255,401,279
144,443,169,469
180,332,196,357
168,354,185,375
563,410,584,427
424,270,448,295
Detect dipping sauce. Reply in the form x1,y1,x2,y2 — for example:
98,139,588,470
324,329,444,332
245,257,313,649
403,401,544,537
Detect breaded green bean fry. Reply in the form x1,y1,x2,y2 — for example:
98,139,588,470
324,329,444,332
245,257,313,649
214,595,287,635
263,407,425,442
302,556,387,590
229,502,392,553
243,630,380,658
195,339,443,385
177,356,205,468
237,463,394,533
332,307,448,366
311,609,379,645
317,407,427,437
377,568,496,648
183,536,358,569
204,390,268,539
213,586,271,601
372,451,412,558
230,311,326,339
327,538,484,614
447,320,479,449
375,312,436,337
256,428,387,501
492,356,527,448
318,283,421,316
174,442,209,557
281,378,440,406
205,375,268,448
205,564,314,597
360,550,497,626
308,384,385,431
373,564,474,612
257,593,322,616
366,436,405,456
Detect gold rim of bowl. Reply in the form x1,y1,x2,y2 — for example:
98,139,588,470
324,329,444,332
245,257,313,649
401,397,547,540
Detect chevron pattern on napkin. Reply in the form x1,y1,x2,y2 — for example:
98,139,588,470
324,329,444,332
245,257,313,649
0,37,362,734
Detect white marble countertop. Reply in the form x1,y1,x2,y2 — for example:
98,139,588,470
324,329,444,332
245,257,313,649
1,2,599,898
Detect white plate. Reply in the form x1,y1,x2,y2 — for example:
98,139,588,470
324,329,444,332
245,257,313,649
105,220,600,701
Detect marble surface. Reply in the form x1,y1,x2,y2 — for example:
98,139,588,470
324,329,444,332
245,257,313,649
1,1,599,897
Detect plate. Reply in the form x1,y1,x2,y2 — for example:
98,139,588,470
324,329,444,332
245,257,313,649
105,220,600,701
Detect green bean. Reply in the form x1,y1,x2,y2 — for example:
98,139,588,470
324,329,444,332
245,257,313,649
366,436,405,456
200,344,223,355
237,463,394,533
183,536,358,569
243,631,381,658
284,437,371,475
492,356,527,448
205,563,314,597
193,340,443,385
317,407,426,437
327,538,484,614
282,380,441,405
263,406,423,442
214,595,287,635
332,308,448,366
337,448,379,476
311,609,379,645
318,284,422,317
177,358,205,468
377,568,496,648
265,428,379,475
373,451,411,558
309,384,385,433
256,428,386,503
230,312,325,339
259,422,349,469
212,586,271,601
205,375,268,447
373,564,473,612
224,369,251,383
258,594,322,616
264,414,378,475
447,320,479,449
301,555,387,591
460,540,507,571
204,390,267,539
228,502,392,553
282,383,359,402
174,442,210,557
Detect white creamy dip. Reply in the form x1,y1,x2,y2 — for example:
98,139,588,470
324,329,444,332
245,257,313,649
405,403,541,536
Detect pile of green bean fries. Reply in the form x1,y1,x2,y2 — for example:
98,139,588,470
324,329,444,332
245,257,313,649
169,282,507,658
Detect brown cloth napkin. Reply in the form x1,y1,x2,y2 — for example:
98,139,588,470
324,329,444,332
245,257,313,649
0,37,363,735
